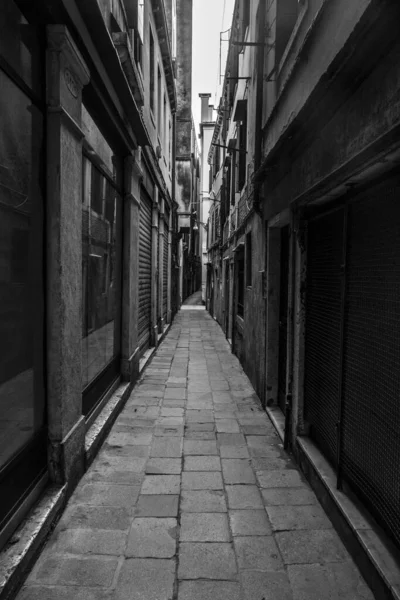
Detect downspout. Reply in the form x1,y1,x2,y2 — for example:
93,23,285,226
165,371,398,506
253,0,266,215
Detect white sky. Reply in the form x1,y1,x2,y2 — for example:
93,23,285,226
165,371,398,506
192,0,235,135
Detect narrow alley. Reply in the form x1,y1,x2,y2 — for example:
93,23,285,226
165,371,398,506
17,302,373,600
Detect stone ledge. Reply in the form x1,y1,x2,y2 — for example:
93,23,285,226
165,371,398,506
85,381,131,468
0,484,66,600
296,436,400,600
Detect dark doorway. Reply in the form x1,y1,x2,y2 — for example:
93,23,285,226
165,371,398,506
278,226,289,413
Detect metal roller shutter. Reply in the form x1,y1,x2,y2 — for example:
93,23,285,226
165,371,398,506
304,208,344,467
341,180,400,549
138,188,152,354
163,216,169,321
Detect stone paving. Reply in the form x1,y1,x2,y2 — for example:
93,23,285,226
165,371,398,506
17,306,374,600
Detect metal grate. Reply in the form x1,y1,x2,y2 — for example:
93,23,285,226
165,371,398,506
138,189,152,354
163,222,169,320
342,183,400,549
304,208,344,467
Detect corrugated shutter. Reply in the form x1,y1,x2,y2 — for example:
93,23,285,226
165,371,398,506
138,188,152,354
163,214,169,321
341,180,400,549
304,208,344,467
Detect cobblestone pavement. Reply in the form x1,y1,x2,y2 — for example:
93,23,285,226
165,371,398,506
18,308,374,600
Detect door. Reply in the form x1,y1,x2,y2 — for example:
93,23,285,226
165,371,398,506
278,226,289,413
163,213,169,323
341,179,400,550
304,207,344,468
138,187,152,355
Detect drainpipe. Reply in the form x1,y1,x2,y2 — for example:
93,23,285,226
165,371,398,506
253,0,266,215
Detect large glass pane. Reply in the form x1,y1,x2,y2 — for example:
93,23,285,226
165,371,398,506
82,158,122,391
0,70,45,471
0,0,42,97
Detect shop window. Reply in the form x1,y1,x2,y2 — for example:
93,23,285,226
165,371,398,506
0,3,46,546
237,249,245,317
81,107,123,418
246,231,252,287
275,0,300,68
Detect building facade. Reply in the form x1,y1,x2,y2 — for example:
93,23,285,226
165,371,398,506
0,0,189,588
205,0,400,590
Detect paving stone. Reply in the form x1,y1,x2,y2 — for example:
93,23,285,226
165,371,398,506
115,558,175,600
287,562,374,600
229,509,272,536
60,505,131,531
154,425,184,437
185,422,215,431
163,399,186,408
222,459,256,484
266,505,333,531
31,556,118,587
184,430,216,440
256,469,306,489
211,380,230,391
220,445,250,458
217,433,246,446
107,432,153,446
251,457,294,471
276,529,347,564
127,397,160,406
180,513,230,542
182,471,224,490
164,387,187,399
135,494,179,517
184,439,218,455
146,458,182,474
103,444,149,458
240,571,294,600
161,407,184,417
249,446,284,458
186,410,214,422
126,518,177,557
215,419,240,433
18,587,111,600
226,485,264,509
234,536,284,571
178,543,237,580
178,580,242,600
150,437,182,457
241,425,275,435
46,527,127,555
262,487,318,506
141,475,180,494
181,490,227,513
85,467,144,486
184,456,221,471
73,483,140,508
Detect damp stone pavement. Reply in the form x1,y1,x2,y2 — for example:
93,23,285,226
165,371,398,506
17,305,374,600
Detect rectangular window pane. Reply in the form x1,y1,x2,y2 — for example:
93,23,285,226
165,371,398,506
82,157,122,392
0,0,42,96
0,70,45,470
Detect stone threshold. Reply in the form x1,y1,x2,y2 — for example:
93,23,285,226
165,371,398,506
0,484,66,600
266,405,400,600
